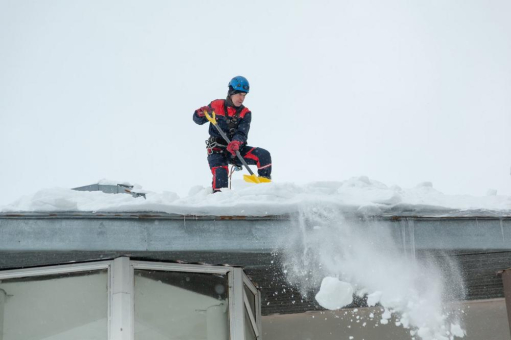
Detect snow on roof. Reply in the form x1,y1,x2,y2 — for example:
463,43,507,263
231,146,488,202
2,176,510,216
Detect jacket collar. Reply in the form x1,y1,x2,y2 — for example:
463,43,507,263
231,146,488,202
225,96,235,108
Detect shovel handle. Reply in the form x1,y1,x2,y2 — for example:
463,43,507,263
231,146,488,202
235,150,255,176
205,111,256,176
204,110,217,125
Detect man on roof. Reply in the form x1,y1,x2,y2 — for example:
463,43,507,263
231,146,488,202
193,76,272,193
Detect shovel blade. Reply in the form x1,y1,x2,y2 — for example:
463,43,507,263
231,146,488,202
243,174,271,184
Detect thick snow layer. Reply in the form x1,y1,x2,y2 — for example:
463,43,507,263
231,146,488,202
1,176,510,215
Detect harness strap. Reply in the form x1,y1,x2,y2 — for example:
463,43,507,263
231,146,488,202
223,101,244,138
205,138,226,155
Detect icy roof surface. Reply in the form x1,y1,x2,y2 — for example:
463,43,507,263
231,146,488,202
2,176,510,216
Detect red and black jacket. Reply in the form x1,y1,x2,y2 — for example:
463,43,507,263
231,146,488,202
193,99,252,145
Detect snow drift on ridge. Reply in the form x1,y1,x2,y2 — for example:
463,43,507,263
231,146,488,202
1,176,510,215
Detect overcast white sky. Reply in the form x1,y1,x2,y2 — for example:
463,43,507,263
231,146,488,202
1,0,510,206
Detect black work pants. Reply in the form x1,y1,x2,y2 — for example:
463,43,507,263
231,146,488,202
208,146,272,190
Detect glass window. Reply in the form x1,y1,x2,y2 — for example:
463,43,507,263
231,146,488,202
244,281,260,339
244,283,256,317
0,269,108,340
244,308,257,340
134,270,229,340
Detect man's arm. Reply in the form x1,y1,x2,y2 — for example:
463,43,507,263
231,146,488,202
192,105,211,125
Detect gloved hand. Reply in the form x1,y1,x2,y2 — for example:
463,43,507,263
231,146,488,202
227,140,242,156
196,106,212,117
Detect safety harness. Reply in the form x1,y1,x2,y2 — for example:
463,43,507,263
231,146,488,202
205,101,244,155
224,101,244,138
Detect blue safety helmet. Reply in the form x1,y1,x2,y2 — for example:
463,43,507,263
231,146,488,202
228,76,250,93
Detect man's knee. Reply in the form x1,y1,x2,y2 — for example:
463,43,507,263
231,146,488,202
255,148,271,165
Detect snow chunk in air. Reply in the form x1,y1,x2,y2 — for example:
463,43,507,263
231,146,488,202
315,277,354,310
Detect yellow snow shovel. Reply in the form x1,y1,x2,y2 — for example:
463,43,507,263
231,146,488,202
204,110,271,184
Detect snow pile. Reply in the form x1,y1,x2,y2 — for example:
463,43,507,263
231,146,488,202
314,278,466,340
1,176,510,215
282,205,467,340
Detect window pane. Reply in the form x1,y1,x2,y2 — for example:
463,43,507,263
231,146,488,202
0,269,108,340
134,270,229,340
244,308,257,340
244,283,256,317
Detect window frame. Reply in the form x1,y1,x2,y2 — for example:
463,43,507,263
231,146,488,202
0,258,262,340
0,261,114,340
130,260,233,340
243,273,262,339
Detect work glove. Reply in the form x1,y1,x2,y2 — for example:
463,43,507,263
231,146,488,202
227,140,242,156
196,106,212,117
